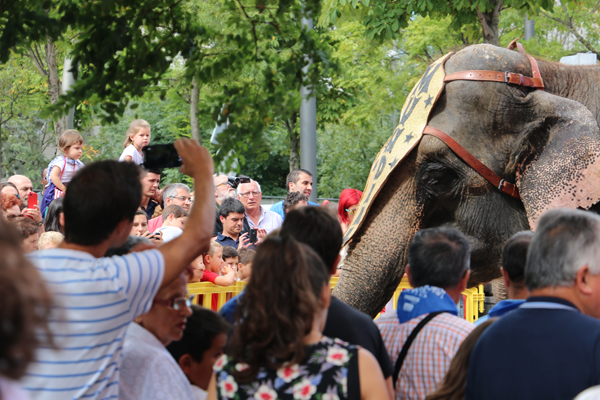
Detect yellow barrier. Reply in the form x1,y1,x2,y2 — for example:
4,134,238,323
188,277,485,322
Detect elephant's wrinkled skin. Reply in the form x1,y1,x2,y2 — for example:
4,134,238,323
334,44,600,317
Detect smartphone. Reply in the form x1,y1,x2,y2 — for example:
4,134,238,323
249,229,258,244
143,144,182,169
28,192,38,209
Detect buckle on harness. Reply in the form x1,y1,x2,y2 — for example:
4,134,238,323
504,72,509,84
498,179,505,191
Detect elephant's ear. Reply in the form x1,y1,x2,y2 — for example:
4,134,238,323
516,92,600,230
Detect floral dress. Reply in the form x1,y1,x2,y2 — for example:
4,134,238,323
214,336,358,400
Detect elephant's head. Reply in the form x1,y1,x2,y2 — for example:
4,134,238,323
334,44,600,317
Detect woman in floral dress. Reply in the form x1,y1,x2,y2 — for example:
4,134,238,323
207,236,390,400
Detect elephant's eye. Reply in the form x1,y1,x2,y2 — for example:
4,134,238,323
420,163,461,195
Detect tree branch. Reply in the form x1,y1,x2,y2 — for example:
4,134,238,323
28,45,48,77
539,9,600,57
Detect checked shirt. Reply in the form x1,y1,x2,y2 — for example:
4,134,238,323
376,311,474,400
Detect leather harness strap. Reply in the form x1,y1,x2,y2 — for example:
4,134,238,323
444,39,544,90
422,126,521,199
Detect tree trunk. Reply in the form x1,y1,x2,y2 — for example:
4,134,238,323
286,113,300,171
190,76,201,144
45,37,66,141
476,0,503,46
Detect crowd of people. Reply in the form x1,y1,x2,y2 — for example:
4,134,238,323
2,119,600,400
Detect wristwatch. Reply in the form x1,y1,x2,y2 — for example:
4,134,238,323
36,221,43,227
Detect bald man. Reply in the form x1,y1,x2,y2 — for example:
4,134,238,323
8,175,34,200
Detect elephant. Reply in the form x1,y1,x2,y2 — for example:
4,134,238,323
333,43,600,317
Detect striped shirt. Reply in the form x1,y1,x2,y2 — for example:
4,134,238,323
22,248,165,400
376,311,474,400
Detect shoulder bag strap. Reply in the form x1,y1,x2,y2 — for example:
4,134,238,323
393,311,448,389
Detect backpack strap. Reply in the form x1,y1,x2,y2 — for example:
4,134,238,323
392,311,449,389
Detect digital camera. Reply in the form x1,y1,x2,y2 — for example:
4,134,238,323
227,176,251,189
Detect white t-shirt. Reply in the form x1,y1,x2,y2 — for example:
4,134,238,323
191,385,207,400
119,323,194,400
21,248,165,400
119,144,144,165
156,226,183,243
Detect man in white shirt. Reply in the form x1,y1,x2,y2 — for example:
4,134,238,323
21,138,214,400
237,179,282,234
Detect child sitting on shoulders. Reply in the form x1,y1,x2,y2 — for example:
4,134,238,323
237,247,255,282
119,119,151,165
41,130,85,216
167,306,230,400
222,246,239,277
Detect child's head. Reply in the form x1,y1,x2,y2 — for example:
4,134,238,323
222,246,239,271
203,241,223,273
58,130,84,160
237,247,255,281
167,306,230,390
38,231,64,250
123,119,151,149
161,205,188,230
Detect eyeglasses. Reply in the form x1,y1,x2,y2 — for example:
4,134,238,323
6,213,22,220
240,191,261,198
171,196,192,203
345,208,357,216
154,294,194,310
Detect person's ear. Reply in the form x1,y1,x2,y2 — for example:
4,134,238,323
330,254,341,276
406,265,413,287
178,354,194,376
500,267,511,288
320,283,331,309
167,213,175,222
459,269,471,292
219,215,225,224
576,265,594,295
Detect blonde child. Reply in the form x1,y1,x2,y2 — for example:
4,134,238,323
41,130,85,216
197,241,235,311
119,119,151,165
38,231,64,250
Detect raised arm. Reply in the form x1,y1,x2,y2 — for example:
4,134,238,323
158,139,215,287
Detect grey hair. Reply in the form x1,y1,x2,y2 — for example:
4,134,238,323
525,208,600,291
163,183,191,203
237,179,261,195
105,235,153,257
408,227,471,289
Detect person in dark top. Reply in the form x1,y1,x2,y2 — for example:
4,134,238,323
466,209,600,400
220,207,394,398
139,168,161,219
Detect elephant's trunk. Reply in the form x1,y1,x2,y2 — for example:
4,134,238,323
332,153,423,317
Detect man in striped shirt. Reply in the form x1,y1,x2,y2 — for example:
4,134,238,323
376,228,474,400
21,139,215,400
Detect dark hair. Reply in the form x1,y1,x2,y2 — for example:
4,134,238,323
409,227,471,289
219,197,246,218
238,247,255,265
228,237,330,382
161,204,188,222
44,197,64,233
1,181,18,194
141,167,162,177
167,305,230,362
0,218,53,379
280,206,343,272
283,191,308,215
286,169,312,189
222,245,239,260
425,318,497,400
12,217,38,239
63,160,142,246
501,231,533,286
105,235,152,257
